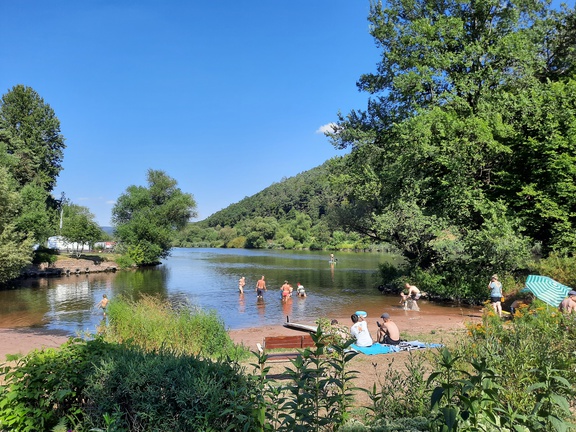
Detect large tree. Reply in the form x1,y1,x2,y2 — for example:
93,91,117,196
112,169,197,265
60,204,104,258
0,85,66,192
327,0,575,295
0,166,34,284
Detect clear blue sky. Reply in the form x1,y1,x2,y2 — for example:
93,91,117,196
1,1,377,225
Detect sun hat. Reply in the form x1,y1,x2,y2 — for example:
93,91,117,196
491,274,498,280
569,290,576,297
380,313,390,319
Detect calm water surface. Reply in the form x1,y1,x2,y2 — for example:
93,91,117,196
0,248,478,335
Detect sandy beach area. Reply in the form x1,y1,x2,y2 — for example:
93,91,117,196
0,307,481,408
0,307,480,359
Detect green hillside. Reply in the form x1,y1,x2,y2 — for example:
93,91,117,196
173,158,376,250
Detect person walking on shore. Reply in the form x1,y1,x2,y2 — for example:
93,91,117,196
256,275,267,299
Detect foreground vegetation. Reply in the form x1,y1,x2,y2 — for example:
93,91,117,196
1,295,575,431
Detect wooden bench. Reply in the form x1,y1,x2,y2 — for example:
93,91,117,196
256,334,315,361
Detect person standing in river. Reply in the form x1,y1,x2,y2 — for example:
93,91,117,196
238,276,246,294
256,275,267,299
96,294,109,317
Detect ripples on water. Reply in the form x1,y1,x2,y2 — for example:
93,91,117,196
0,248,479,335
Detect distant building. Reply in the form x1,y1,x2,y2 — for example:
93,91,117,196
94,241,116,250
47,236,90,252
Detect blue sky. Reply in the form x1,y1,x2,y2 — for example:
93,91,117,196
1,1,377,225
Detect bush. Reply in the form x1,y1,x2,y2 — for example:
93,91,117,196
32,246,58,265
0,337,114,432
105,294,247,360
83,347,257,431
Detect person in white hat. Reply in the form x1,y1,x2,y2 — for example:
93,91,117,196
350,313,373,347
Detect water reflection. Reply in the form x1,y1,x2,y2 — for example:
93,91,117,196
0,248,479,334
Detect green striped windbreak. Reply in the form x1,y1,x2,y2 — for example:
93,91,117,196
522,275,572,308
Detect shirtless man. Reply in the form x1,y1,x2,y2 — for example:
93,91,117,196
256,275,267,298
400,283,421,310
96,294,109,316
376,313,400,345
559,291,576,314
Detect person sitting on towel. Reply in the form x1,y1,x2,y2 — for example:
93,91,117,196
376,313,401,345
350,313,373,347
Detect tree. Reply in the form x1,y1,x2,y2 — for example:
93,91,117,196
0,85,66,192
60,204,104,258
0,166,34,284
327,0,575,295
112,169,197,265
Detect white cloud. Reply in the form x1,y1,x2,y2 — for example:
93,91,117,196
316,123,338,134
106,200,116,205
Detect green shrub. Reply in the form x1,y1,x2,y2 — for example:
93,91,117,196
529,253,576,288
105,294,247,360
32,246,58,265
83,346,257,431
227,236,246,248
0,337,114,432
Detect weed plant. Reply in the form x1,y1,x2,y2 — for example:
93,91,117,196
104,294,246,359
425,301,576,431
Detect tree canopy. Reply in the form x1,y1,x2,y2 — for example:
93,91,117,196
327,0,576,298
0,85,66,283
112,169,197,266
0,85,65,192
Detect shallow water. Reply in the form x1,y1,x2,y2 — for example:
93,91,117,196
0,248,480,335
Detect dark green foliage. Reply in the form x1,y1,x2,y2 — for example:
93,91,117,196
32,246,58,265
83,347,256,432
0,85,65,283
326,0,576,291
61,204,104,258
0,337,113,432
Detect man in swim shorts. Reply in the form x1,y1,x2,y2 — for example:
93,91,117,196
376,313,400,345
256,275,267,298
400,283,422,310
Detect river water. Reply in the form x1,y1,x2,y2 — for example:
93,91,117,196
0,248,478,335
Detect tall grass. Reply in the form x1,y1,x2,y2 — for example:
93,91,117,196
105,294,246,359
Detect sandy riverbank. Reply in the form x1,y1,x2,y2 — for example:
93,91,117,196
0,309,481,361
0,310,481,408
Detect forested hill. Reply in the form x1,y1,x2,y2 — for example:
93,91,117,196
202,161,334,227
173,158,373,250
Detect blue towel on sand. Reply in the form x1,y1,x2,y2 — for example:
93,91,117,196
349,341,443,355
349,343,401,355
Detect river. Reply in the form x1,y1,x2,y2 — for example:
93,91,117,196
0,248,478,335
